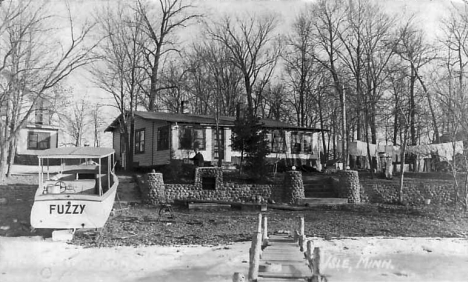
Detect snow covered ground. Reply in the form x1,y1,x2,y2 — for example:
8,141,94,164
1,236,468,282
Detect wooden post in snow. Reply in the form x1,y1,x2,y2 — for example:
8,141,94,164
257,213,262,233
306,240,313,258
299,216,305,236
262,215,268,247
293,230,300,243
311,247,322,282
248,231,262,282
305,240,323,282
298,216,306,250
299,235,306,252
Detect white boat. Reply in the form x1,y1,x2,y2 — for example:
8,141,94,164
30,147,119,229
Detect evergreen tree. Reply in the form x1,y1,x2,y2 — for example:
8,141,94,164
231,115,271,181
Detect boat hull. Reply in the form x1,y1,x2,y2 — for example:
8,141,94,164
30,176,118,229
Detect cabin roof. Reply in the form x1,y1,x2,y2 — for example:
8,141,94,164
37,147,115,159
105,111,325,132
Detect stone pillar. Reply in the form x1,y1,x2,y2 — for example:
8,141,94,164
194,167,223,189
145,171,166,205
283,170,305,204
337,170,360,203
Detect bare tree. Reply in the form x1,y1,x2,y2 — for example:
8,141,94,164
284,11,317,127
205,12,281,116
90,103,105,147
92,1,147,170
136,0,200,111
60,97,89,147
0,0,97,178
434,2,468,209
392,18,439,145
307,0,349,166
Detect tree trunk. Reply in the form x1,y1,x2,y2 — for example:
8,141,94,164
399,126,408,204
127,117,135,171
340,86,347,168
410,69,417,146
6,138,17,177
318,95,327,164
244,75,254,116
0,142,8,181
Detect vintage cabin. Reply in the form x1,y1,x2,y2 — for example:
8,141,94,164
105,111,325,169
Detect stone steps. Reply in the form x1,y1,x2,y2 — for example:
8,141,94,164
303,177,336,198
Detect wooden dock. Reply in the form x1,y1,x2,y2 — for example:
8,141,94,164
257,235,310,281
233,214,326,282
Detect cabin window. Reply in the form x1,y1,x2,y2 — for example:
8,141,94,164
179,125,205,150
271,130,285,153
290,132,301,154
135,128,145,154
27,131,50,150
302,133,313,153
157,126,169,151
290,132,313,154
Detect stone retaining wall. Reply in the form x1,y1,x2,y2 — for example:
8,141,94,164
330,170,462,206
142,168,304,205
360,178,459,206
164,182,278,203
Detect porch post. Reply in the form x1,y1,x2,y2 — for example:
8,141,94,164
224,128,232,162
171,124,178,158
205,126,212,162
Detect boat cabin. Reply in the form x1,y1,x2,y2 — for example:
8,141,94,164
37,147,116,197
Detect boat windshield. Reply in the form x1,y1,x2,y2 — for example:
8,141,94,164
38,151,115,196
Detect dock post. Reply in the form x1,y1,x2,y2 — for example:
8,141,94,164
311,247,322,282
299,234,307,252
299,216,305,236
262,215,268,247
306,240,313,258
297,216,305,249
257,213,262,233
248,231,262,282
293,230,300,243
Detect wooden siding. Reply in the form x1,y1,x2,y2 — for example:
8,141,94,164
113,130,121,162
133,117,170,167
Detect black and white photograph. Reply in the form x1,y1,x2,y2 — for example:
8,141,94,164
1,0,468,281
